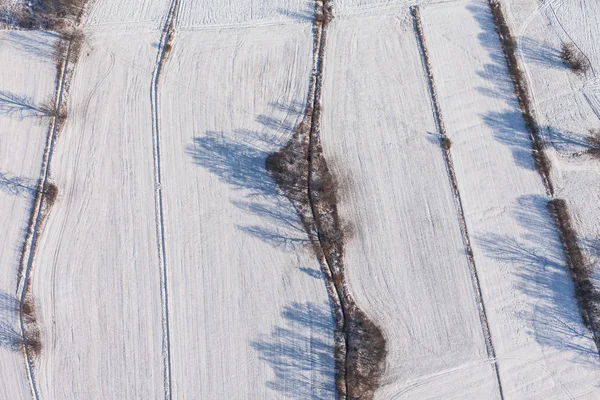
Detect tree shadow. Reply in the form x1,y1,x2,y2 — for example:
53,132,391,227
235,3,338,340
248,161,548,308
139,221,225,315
186,102,311,250
477,195,600,364
481,110,537,171
252,301,336,399
277,1,315,22
0,290,25,352
2,30,58,61
0,172,36,197
520,36,564,70
543,125,594,154
0,91,49,119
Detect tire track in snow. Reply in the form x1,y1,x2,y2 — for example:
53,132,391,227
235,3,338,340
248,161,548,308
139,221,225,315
411,7,504,400
16,41,73,400
150,1,180,399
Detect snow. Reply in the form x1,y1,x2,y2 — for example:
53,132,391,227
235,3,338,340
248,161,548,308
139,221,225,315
2,0,600,398
84,0,172,32
159,23,335,399
320,11,499,399
0,30,58,400
32,33,166,399
501,0,600,294
178,0,312,28
421,0,600,398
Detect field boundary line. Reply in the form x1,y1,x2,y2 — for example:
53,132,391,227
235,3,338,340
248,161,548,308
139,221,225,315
150,0,180,398
411,6,504,400
16,39,73,400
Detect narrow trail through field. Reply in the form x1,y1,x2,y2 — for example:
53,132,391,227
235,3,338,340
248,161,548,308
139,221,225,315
412,6,504,399
16,40,73,400
150,0,181,398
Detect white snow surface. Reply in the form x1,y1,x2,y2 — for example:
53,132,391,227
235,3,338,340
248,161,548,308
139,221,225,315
160,24,334,399
321,12,499,399
32,32,167,399
502,0,600,296
2,0,600,398
421,0,600,398
0,30,57,400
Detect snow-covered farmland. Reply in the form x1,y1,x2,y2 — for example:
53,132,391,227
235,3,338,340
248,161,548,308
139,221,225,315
159,23,335,399
501,0,600,306
0,30,58,400
421,0,600,398
2,0,600,398
31,33,167,399
321,12,500,399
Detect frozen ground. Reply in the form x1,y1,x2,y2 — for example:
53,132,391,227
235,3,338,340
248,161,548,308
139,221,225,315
31,32,167,399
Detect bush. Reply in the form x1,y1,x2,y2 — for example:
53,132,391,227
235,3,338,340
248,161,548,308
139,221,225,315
345,308,386,399
587,129,600,159
547,199,599,339
561,43,589,75
43,183,59,207
25,328,42,357
441,136,452,150
489,0,553,193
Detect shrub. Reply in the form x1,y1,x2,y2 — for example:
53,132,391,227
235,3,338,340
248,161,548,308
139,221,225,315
345,308,386,399
561,43,589,75
489,0,553,193
547,199,599,340
587,129,600,159
441,136,452,150
43,183,59,207
25,328,42,357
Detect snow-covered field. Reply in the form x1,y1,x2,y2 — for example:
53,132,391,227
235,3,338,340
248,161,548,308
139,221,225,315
31,32,167,399
0,30,58,400
1,0,600,398
159,24,334,399
320,12,500,399
421,1,600,398
501,0,600,296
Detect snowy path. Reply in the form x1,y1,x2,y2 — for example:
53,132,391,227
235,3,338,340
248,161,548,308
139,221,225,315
421,1,600,398
320,12,499,399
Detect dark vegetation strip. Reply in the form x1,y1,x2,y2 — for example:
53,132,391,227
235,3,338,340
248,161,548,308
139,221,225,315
266,2,386,399
489,0,600,354
411,7,504,400
487,0,553,196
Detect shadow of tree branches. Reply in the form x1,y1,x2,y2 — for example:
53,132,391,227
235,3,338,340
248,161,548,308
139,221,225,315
252,301,336,399
186,102,312,251
0,172,36,197
1,30,58,61
0,290,25,352
477,195,600,363
0,90,50,119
